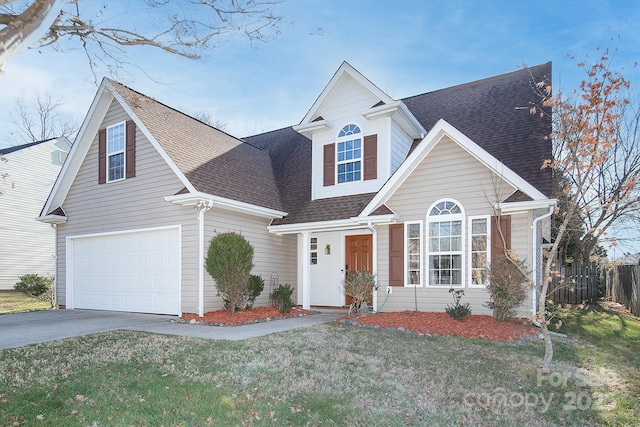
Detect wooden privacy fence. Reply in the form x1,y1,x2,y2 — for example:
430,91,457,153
548,262,603,305
605,265,640,316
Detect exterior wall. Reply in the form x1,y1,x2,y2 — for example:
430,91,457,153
389,123,414,174
0,139,70,289
374,136,535,316
56,99,200,312
311,75,391,200
202,209,297,312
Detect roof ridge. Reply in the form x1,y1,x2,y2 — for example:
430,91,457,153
0,137,60,155
402,62,551,101
107,79,267,153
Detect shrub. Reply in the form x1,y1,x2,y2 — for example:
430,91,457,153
445,287,471,321
205,232,254,317
14,274,55,308
343,270,377,315
271,284,294,313
486,257,529,321
246,274,265,309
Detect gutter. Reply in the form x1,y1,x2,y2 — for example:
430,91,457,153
531,202,556,316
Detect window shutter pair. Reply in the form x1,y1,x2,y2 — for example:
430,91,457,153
98,120,136,184
491,215,512,264
322,134,377,186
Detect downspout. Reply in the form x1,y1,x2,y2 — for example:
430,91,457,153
196,200,213,317
531,203,555,316
51,223,58,309
366,220,378,310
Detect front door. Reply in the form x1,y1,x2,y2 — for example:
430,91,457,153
345,234,373,305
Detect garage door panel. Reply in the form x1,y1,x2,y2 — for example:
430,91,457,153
71,227,180,315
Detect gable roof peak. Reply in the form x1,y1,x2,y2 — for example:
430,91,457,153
298,61,396,126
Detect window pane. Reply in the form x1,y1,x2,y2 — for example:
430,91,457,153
451,236,462,251
452,254,461,269
472,218,487,234
451,221,462,236
409,223,421,238
108,153,124,181
472,235,486,251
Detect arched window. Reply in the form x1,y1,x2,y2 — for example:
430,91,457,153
427,200,464,286
336,124,362,183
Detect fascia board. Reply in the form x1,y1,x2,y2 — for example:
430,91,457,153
361,119,548,216
165,192,287,219
40,82,113,217
362,101,426,138
268,218,363,235
497,199,556,214
300,62,395,125
107,81,197,194
36,214,67,224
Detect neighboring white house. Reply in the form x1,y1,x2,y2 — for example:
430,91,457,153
0,138,72,289
39,62,554,317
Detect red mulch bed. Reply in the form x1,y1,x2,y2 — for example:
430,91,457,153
181,306,540,343
339,311,540,343
181,306,315,326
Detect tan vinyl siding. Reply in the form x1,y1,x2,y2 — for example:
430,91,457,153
0,140,69,289
375,136,534,316
56,99,198,312
390,123,413,174
202,210,297,312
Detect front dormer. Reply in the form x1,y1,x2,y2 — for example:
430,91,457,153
294,62,425,200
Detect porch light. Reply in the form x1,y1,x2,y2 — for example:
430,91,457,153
325,244,331,255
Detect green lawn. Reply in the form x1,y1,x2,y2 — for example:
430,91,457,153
0,290,50,314
0,306,638,426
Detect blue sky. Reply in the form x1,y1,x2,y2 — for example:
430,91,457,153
1,0,639,255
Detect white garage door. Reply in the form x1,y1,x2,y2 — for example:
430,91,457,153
69,227,180,315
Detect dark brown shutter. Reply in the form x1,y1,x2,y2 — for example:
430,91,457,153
389,223,404,286
491,215,512,264
323,143,335,186
126,120,136,178
98,128,106,184
363,134,377,181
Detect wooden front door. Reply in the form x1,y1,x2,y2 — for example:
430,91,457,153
345,234,373,305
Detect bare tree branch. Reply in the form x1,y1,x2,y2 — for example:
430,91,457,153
9,92,78,144
0,1,284,79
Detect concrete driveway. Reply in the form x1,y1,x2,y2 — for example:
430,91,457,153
0,309,342,350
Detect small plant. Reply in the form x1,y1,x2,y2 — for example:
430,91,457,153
14,274,55,308
343,270,378,315
445,287,471,321
205,232,254,317
246,274,264,309
271,284,294,313
486,257,528,321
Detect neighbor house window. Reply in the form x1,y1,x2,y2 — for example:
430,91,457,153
107,122,125,181
405,221,423,286
428,200,464,286
336,124,362,183
310,237,318,265
469,216,490,287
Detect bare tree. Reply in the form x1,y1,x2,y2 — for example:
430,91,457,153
0,0,284,79
193,110,227,132
530,47,640,369
10,92,78,144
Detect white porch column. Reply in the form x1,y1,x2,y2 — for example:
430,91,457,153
371,224,378,310
300,231,311,310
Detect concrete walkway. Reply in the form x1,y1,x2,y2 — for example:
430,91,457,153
0,309,343,350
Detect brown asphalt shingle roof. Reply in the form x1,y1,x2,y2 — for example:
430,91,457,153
109,63,552,226
109,80,283,212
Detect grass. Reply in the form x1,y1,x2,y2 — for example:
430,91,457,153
0,290,50,314
0,307,638,426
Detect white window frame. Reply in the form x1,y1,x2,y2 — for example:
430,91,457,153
107,121,126,182
336,123,362,184
404,221,423,287
468,215,491,288
427,199,465,288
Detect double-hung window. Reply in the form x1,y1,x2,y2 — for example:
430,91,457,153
336,124,362,183
427,200,464,286
107,122,125,182
405,221,423,286
469,216,490,286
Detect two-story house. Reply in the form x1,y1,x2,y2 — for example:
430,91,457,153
39,62,554,317
1,137,72,289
